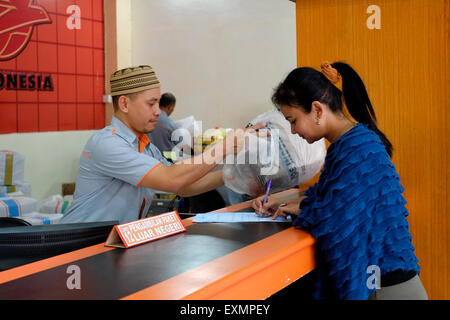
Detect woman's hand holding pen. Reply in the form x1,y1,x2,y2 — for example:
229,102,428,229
251,196,302,220
251,195,281,216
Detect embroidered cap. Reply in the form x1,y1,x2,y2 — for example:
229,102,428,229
110,65,160,96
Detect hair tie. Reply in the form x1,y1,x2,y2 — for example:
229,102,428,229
320,61,358,123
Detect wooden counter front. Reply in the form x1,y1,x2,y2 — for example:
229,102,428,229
0,188,315,300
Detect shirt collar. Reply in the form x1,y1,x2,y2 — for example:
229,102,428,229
110,117,151,153
138,134,150,153
110,116,140,145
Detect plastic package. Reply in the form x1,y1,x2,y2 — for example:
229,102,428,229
17,181,32,197
0,185,18,194
37,195,73,214
0,150,25,186
0,196,37,217
0,191,25,198
20,212,64,225
223,109,326,197
0,181,32,197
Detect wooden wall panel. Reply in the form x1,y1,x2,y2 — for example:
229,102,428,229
296,0,449,299
103,0,117,125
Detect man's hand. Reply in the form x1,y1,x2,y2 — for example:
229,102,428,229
223,122,268,156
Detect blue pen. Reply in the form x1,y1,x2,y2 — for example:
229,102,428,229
259,178,273,216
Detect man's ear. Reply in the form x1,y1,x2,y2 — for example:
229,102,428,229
117,95,129,113
311,101,324,121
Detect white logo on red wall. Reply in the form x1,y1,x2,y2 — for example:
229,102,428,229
0,0,52,61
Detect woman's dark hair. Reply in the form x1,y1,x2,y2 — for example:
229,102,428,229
271,62,393,157
159,92,176,108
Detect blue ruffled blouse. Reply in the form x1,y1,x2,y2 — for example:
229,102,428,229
294,123,420,300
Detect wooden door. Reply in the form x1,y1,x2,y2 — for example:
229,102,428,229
104,0,117,125
296,0,449,299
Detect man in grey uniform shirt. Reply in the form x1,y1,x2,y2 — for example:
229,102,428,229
61,65,264,224
150,92,180,155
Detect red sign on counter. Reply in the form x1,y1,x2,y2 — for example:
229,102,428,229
105,211,186,248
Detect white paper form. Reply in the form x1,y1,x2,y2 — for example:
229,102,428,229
192,212,291,223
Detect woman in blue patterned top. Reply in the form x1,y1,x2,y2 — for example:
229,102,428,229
252,62,427,300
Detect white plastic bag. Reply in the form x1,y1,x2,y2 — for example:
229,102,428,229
223,110,326,197
174,115,200,140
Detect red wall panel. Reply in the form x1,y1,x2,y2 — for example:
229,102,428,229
38,103,58,131
0,104,17,133
0,0,105,134
18,104,38,133
58,103,77,131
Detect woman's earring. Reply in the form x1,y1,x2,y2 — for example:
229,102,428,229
316,119,321,125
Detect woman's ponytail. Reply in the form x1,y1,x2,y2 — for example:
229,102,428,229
331,62,393,158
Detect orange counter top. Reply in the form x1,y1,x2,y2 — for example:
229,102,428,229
0,188,315,300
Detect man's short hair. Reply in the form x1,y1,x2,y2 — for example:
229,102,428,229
159,92,176,108
112,92,139,112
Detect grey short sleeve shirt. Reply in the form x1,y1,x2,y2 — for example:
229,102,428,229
149,111,180,152
60,117,172,224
